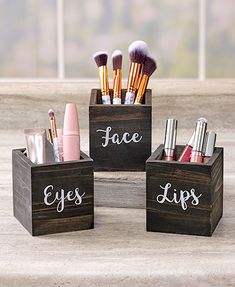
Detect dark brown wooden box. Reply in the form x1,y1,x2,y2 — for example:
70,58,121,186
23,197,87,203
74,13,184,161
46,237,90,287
12,149,94,236
89,89,152,171
146,145,223,236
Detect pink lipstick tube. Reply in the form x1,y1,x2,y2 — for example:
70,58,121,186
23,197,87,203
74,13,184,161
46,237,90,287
163,119,177,161
203,131,216,164
177,133,194,162
63,103,80,161
190,120,207,163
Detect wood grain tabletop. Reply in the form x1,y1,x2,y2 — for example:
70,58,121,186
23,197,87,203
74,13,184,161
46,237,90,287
0,80,234,286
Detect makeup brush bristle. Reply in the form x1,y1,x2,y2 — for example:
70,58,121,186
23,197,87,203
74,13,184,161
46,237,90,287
142,56,157,77
128,40,149,64
48,109,54,117
112,50,122,70
93,51,108,67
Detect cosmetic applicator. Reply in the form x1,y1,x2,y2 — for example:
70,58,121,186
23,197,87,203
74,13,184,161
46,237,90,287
63,103,80,161
125,40,149,104
203,131,216,163
112,50,122,104
177,117,207,162
163,119,178,161
48,109,61,162
134,55,157,104
93,51,111,104
190,119,207,163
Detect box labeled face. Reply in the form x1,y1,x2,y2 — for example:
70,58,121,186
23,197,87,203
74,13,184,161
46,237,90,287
89,89,152,171
146,145,223,236
13,149,94,236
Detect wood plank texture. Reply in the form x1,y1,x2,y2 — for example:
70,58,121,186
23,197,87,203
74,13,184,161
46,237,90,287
146,145,223,236
12,149,94,236
0,80,235,285
89,89,152,171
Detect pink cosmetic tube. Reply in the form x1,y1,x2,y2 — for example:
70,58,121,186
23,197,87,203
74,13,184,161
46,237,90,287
177,133,194,162
63,103,80,161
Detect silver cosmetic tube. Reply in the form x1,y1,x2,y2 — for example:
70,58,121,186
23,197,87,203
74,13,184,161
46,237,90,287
24,128,46,164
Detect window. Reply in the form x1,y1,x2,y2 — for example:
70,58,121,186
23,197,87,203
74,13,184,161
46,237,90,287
0,0,234,80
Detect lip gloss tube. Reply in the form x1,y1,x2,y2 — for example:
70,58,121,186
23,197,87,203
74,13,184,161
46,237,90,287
203,131,216,164
163,119,177,161
177,117,207,162
190,120,207,163
177,133,194,162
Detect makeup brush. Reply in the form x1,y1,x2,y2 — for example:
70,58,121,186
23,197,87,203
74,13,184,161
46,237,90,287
48,109,61,162
93,51,111,104
112,50,122,104
125,40,149,104
134,55,157,104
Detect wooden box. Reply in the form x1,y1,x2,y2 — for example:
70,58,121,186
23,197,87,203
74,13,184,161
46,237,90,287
146,145,223,236
12,149,94,236
89,89,152,171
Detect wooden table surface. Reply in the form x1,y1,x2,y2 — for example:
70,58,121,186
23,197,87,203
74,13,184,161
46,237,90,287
0,80,235,286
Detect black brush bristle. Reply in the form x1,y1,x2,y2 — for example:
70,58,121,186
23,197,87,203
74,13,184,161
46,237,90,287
93,51,108,67
128,40,148,64
142,56,157,77
112,50,122,70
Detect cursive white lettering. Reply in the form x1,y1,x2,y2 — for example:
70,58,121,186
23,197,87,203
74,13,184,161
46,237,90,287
43,185,85,213
96,126,143,147
156,183,202,211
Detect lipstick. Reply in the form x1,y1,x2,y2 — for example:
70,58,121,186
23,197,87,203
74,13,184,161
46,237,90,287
163,119,177,161
177,118,207,162
63,103,80,161
203,131,216,163
190,120,207,163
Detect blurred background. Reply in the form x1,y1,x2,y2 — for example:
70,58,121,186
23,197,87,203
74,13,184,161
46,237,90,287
0,0,234,79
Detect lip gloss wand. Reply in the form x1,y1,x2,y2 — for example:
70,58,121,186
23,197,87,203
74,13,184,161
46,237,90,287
178,118,207,162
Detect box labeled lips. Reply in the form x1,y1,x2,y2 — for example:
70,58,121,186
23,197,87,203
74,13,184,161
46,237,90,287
146,144,223,236
89,89,152,171
13,149,94,236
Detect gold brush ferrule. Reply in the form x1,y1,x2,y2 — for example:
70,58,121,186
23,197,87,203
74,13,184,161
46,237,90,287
98,65,109,96
49,117,57,138
113,70,117,90
134,74,149,104
127,63,142,93
113,69,122,99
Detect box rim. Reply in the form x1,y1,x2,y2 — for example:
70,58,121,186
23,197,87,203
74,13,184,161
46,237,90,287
13,148,93,167
89,88,152,107
146,144,223,167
